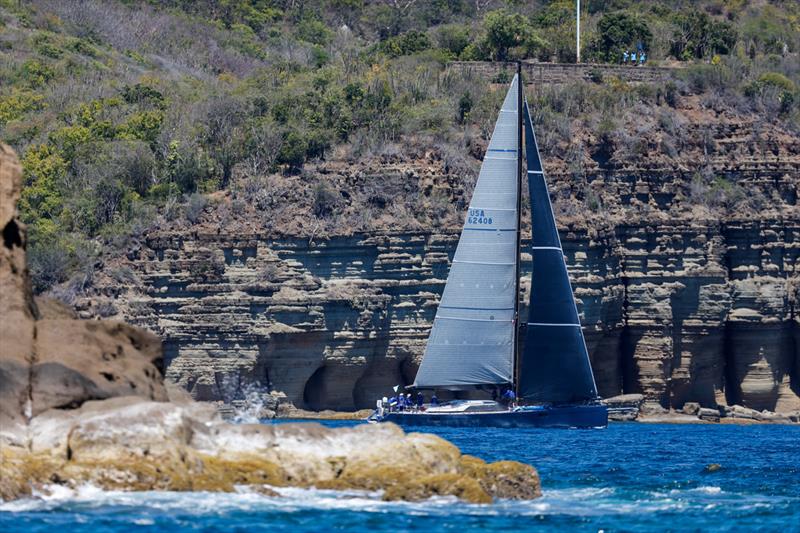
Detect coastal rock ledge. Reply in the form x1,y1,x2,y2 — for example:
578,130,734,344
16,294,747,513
0,144,540,505
0,397,540,504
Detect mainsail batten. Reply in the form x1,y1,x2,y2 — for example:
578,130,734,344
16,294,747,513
518,100,599,403
412,75,520,389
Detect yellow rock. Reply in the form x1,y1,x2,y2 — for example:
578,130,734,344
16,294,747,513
0,399,541,504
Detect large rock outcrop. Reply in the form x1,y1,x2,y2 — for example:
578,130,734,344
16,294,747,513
0,145,167,438
0,396,540,503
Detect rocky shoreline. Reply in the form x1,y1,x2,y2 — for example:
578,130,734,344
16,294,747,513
0,144,540,505
0,396,541,504
605,394,800,424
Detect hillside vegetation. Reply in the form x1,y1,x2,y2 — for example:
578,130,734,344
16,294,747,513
0,0,798,294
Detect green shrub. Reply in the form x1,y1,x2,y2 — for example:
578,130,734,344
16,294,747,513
379,30,431,58
121,83,165,106
20,59,55,87
117,110,164,145
492,69,511,84
163,140,216,194
296,18,333,46
19,144,66,222
756,72,796,93
0,89,45,125
33,35,63,58
457,92,473,123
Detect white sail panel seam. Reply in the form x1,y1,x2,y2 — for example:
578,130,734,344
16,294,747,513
452,260,515,266
437,316,513,322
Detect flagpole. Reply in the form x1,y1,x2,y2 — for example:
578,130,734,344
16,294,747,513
576,0,581,63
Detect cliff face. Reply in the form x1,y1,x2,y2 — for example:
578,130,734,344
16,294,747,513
91,217,799,413
60,65,800,414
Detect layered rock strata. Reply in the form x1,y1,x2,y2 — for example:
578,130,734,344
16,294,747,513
94,219,799,414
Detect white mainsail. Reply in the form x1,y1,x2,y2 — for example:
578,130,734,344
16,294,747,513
413,75,520,389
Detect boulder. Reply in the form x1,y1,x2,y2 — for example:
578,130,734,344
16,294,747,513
698,407,721,422
682,402,701,416
31,319,166,416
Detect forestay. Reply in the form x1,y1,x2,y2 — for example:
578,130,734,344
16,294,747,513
518,99,599,403
412,75,520,389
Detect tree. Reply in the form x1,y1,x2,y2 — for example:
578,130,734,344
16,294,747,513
670,11,736,60
204,96,249,189
436,23,471,58
483,10,536,61
276,130,308,171
589,12,652,62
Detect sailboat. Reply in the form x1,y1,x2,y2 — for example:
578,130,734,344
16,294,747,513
372,65,607,428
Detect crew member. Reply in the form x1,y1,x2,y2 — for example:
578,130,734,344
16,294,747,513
501,388,516,409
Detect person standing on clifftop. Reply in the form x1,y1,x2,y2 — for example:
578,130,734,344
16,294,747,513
623,50,629,64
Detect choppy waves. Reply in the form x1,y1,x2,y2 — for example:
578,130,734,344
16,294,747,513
1,482,791,518
3,423,799,532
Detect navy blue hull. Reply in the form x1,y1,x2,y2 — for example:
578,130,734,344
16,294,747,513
379,404,608,429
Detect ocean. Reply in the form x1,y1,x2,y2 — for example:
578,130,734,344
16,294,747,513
2,422,799,532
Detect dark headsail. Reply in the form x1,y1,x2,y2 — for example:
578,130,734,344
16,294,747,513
518,100,599,403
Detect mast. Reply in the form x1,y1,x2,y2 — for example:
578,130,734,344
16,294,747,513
513,60,523,396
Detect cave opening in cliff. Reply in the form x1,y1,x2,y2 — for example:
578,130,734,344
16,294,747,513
3,220,22,249
304,365,329,411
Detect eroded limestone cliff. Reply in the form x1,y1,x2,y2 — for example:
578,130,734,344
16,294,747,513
57,69,800,415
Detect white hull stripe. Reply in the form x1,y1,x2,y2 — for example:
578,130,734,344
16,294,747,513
527,170,544,174
531,246,562,251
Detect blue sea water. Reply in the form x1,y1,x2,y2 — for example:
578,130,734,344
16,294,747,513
2,422,799,532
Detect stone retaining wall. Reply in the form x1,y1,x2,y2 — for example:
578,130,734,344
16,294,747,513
449,61,677,85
